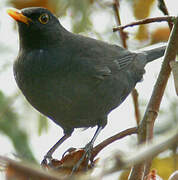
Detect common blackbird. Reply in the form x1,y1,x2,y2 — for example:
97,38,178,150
7,7,166,169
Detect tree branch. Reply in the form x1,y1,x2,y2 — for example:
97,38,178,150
131,89,141,125
157,0,169,15
91,127,137,160
157,0,173,29
129,15,178,180
113,16,175,32
112,0,128,48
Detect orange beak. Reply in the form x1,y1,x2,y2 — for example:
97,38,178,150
7,8,31,25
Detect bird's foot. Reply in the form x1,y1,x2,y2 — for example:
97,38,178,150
71,142,93,174
41,154,53,168
41,134,71,168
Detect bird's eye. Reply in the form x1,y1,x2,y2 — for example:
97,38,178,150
38,13,49,24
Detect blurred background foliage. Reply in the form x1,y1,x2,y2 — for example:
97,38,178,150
0,91,36,163
0,0,177,179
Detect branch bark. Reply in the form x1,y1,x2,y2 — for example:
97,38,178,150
113,16,174,32
128,16,178,180
91,127,137,160
112,0,128,48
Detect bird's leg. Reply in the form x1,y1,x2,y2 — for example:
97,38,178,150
41,133,71,166
71,125,103,173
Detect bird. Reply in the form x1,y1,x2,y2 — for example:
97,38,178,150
7,7,166,170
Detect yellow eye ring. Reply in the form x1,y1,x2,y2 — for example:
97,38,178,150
38,13,49,24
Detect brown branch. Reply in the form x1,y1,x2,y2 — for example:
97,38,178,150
157,0,173,37
129,16,178,180
157,0,169,16
91,127,138,160
112,0,127,48
131,89,141,125
113,16,175,32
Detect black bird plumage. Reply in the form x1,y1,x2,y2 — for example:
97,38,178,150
7,7,166,168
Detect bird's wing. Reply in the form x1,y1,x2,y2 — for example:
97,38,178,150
112,53,137,70
76,53,137,81
93,65,112,80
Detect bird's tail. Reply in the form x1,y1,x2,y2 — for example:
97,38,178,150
143,46,166,63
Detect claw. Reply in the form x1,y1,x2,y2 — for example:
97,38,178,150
41,134,71,168
71,126,103,174
71,142,93,174
41,154,53,168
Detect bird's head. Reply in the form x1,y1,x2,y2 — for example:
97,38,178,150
7,7,65,49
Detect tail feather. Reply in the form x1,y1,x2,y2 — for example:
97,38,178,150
143,46,166,63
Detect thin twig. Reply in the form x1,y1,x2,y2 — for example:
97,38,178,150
131,89,141,125
157,0,173,29
112,0,127,48
91,127,137,160
157,0,169,16
113,16,175,32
